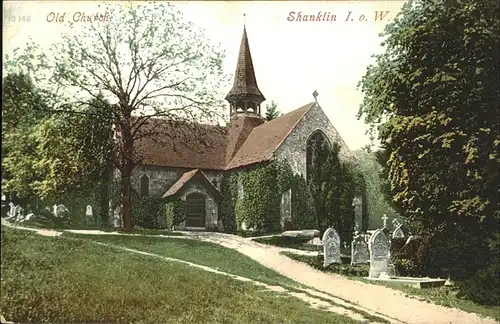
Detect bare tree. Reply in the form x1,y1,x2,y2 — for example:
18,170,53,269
6,3,229,230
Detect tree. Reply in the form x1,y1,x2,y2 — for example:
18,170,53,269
309,142,358,243
354,149,402,229
357,0,499,283
265,101,280,121
357,0,499,235
5,3,229,230
2,75,113,219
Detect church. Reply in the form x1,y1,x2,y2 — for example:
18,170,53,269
114,25,357,231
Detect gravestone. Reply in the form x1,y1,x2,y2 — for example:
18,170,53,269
85,205,94,224
381,227,391,239
7,202,16,219
351,234,369,265
352,197,363,230
322,228,341,267
369,229,390,278
392,224,405,239
24,213,35,221
280,188,292,229
55,204,68,217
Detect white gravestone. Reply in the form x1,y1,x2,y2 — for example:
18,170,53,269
351,234,369,265
86,205,93,217
7,202,16,219
54,204,68,218
369,229,390,278
392,224,405,239
13,206,23,222
322,228,341,267
280,189,292,229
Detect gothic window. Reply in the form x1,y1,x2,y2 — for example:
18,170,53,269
140,174,149,197
306,130,330,182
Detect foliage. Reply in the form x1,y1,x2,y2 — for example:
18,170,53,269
390,237,406,255
2,228,358,324
354,149,402,229
265,100,281,121
358,0,499,233
283,252,367,277
236,164,281,233
309,142,358,243
2,74,113,221
357,0,500,285
219,172,238,233
5,3,230,230
253,236,322,252
392,236,423,277
164,197,186,230
130,190,167,229
456,235,500,306
290,175,317,229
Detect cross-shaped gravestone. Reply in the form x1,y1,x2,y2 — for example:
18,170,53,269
381,214,388,228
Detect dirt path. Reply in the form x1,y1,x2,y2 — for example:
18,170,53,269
179,231,498,324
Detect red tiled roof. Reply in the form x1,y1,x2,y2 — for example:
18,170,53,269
162,169,223,200
132,102,321,171
162,169,198,197
225,103,313,169
133,118,228,170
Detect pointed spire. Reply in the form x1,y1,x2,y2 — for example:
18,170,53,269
226,17,265,118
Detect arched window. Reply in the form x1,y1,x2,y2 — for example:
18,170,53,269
306,130,330,182
140,174,149,197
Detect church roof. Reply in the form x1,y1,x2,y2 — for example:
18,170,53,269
134,120,228,170
225,102,313,169
132,102,312,171
162,169,223,200
225,26,265,103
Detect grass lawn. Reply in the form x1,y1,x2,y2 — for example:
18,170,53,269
1,227,360,324
283,252,500,321
64,232,299,288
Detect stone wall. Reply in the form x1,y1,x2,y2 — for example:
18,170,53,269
274,102,357,177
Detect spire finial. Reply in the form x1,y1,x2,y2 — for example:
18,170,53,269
243,13,246,27
312,90,319,102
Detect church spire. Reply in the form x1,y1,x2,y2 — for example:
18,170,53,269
225,16,265,118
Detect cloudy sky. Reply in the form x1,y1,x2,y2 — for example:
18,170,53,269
3,1,406,150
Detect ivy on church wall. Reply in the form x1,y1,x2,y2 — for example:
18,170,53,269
164,197,186,230
220,159,317,234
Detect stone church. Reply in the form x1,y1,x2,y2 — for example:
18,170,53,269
113,25,356,230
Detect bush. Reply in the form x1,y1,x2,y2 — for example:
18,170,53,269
165,198,185,230
390,237,406,255
283,253,367,277
392,236,422,277
456,235,500,306
416,225,490,280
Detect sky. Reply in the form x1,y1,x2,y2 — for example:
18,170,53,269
3,1,406,150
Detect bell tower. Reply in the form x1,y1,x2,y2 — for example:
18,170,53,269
225,18,265,119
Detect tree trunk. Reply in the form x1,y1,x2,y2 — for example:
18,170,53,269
121,164,134,231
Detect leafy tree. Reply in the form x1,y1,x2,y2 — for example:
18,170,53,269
265,101,280,121
2,76,113,221
354,149,403,229
309,142,358,243
357,0,499,236
5,3,229,230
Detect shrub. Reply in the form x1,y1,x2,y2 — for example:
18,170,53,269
415,225,490,280
392,236,422,277
283,253,367,276
390,237,406,255
456,235,500,306
165,198,185,230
